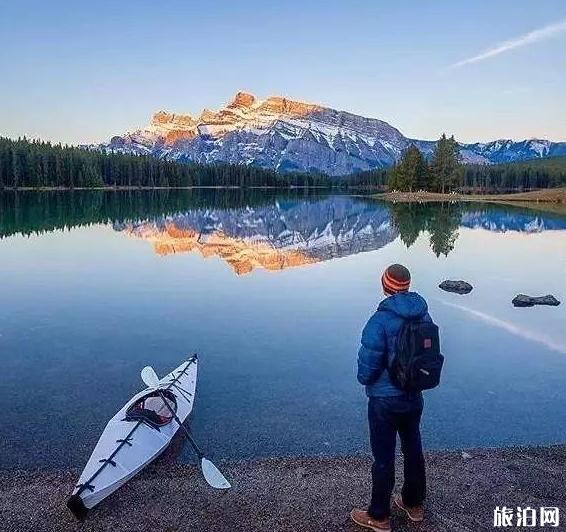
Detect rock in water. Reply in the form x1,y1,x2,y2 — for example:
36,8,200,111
439,280,473,294
512,294,561,307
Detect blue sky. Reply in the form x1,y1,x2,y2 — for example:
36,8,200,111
1,0,565,144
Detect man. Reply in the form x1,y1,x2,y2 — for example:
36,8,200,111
351,264,431,532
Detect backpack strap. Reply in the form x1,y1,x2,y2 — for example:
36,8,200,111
388,316,415,369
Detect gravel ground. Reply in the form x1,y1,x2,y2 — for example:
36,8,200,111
1,445,565,532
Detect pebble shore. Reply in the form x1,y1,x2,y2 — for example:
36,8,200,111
2,445,565,532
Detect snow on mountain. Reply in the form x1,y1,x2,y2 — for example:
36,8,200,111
102,91,566,176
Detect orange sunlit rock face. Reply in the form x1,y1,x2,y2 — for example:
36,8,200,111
164,130,196,143
123,223,315,275
145,91,324,146
257,96,322,117
148,111,198,143
227,91,257,109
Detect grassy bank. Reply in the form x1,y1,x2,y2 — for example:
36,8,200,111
2,445,565,532
373,187,566,204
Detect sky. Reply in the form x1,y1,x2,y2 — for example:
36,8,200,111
1,0,565,145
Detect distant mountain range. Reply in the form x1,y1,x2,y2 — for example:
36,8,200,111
102,91,566,176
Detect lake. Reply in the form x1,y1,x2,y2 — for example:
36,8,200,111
1,190,566,470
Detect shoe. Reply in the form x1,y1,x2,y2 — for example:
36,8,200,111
350,508,391,531
394,495,424,522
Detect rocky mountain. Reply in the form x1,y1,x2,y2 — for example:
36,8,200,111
103,91,566,176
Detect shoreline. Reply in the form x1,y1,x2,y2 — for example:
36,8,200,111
372,188,566,204
3,445,565,531
0,185,337,192
2,186,566,212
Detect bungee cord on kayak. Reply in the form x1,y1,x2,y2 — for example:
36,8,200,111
67,354,230,521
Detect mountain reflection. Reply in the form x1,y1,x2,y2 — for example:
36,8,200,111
1,191,565,273
115,196,566,273
115,197,397,274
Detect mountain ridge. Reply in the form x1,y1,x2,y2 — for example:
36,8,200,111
103,91,566,176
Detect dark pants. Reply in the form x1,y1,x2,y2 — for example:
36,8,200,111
367,395,426,519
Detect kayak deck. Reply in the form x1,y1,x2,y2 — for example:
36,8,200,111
68,355,198,519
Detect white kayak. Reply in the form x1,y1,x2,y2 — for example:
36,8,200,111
67,355,198,519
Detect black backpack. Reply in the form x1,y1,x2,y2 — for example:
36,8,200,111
388,318,444,391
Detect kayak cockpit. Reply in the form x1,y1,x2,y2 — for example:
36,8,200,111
124,389,177,428
68,358,200,521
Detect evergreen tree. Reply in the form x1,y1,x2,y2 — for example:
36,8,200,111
388,144,429,191
430,134,462,193
1,135,565,192
0,137,336,189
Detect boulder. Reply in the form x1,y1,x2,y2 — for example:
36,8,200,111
439,280,473,294
512,294,561,308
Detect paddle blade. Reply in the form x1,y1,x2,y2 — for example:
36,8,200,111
201,458,231,489
141,366,160,388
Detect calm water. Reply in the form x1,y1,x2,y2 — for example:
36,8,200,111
1,190,566,470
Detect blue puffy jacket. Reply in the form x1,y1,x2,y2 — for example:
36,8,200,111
357,291,432,397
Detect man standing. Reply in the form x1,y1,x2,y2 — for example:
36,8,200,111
351,264,441,532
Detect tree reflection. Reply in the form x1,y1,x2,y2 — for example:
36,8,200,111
389,202,462,257
0,189,323,239
2,192,562,262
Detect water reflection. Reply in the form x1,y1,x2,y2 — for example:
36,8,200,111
1,191,565,273
389,202,462,257
115,197,396,274
1,190,566,469
114,197,566,272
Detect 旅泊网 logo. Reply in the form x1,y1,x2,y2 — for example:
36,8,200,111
493,506,560,528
